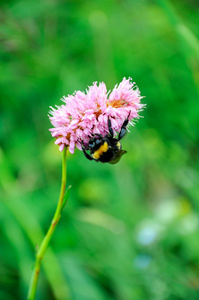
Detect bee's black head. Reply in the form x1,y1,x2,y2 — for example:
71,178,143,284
88,137,102,150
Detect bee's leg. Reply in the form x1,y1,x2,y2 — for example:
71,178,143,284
81,143,93,161
118,111,131,140
108,116,114,137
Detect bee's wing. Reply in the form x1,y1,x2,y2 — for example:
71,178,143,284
108,150,127,164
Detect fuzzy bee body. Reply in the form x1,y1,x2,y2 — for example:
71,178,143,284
81,113,130,164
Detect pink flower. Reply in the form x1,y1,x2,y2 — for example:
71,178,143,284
49,77,144,153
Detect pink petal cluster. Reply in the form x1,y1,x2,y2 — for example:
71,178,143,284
49,77,144,153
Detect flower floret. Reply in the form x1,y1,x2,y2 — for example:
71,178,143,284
49,77,144,153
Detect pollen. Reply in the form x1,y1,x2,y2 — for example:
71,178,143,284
92,142,109,159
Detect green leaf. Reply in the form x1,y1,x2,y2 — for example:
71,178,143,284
61,185,72,211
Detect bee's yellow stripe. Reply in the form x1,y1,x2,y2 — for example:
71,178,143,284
117,141,121,150
92,142,109,160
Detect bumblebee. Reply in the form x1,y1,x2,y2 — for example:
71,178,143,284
81,113,130,164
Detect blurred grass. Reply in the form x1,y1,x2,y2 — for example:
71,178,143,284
1,0,199,299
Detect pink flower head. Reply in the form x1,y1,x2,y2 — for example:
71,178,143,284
49,77,144,153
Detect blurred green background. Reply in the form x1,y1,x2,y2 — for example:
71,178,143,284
1,0,199,299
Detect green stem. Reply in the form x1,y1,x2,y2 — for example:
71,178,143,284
27,147,67,300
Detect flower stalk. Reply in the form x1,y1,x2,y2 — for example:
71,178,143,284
27,147,68,300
